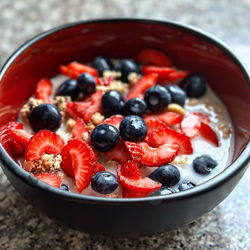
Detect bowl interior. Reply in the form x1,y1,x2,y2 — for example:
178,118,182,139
0,19,249,165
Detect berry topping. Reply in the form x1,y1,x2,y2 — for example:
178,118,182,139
165,84,186,106
91,124,120,152
77,73,96,96
35,173,62,188
64,62,99,78
29,104,62,132
178,180,195,191
91,171,118,194
149,164,180,187
92,163,106,176
9,128,32,150
102,90,125,117
125,142,179,166
120,160,140,179
72,118,90,144
120,115,147,142
136,49,172,67
144,85,171,113
123,98,147,117
60,183,70,191
198,122,219,146
149,186,177,196
193,155,218,175
56,78,80,100
92,56,113,76
180,74,207,98
164,70,189,82
34,78,53,104
25,130,64,161
101,115,124,129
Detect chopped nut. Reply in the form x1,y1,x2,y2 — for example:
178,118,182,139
167,103,185,116
66,118,76,131
87,121,95,132
223,127,231,139
171,155,188,166
53,96,71,121
187,98,199,106
91,112,104,126
20,97,43,121
217,121,228,130
128,72,141,86
103,70,121,79
97,80,129,94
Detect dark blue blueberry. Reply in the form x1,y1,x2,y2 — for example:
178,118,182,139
60,183,70,192
180,74,207,98
123,98,147,116
149,164,180,187
29,104,61,132
114,59,141,82
102,90,125,117
165,84,186,106
144,85,171,113
77,73,96,95
119,115,147,142
56,78,80,100
178,180,195,191
91,124,120,152
150,186,177,196
193,155,218,175
91,171,118,194
92,56,113,76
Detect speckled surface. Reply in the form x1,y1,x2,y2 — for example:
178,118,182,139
0,1,249,249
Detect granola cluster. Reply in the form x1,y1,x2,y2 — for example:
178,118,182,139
20,97,43,121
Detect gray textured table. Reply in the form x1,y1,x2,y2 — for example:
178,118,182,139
0,1,249,249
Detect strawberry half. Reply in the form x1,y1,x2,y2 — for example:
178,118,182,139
101,115,124,129
34,78,53,104
120,160,140,179
149,127,193,155
9,128,32,150
181,112,210,138
35,173,62,188
61,139,97,192
117,164,161,198
198,122,219,146
72,118,90,144
126,73,158,100
164,70,189,82
25,130,64,161
125,142,179,166
92,163,106,176
136,49,172,67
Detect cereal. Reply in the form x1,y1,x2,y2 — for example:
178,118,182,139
20,97,43,121
103,70,121,79
91,112,104,125
87,121,95,132
171,155,188,166
127,72,141,86
66,118,76,131
167,103,185,116
53,96,71,121
97,80,129,94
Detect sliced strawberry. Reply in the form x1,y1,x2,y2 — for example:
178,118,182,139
181,112,210,138
120,160,140,179
34,78,53,104
136,49,172,67
149,127,193,155
72,118,90,144
101,115,124,129
198,122,219,146
144,111,182,127
35,173,62,188
103,139,132,163
164,70,189,82
9,128,32,150
25,130,64,161
141,66,175,83
126,73,158,100
117,165,161,197
60,143,74,177
92,163,106,176
68,62,99,77
125,142,179,166
60,65,79,79
144,119,168,142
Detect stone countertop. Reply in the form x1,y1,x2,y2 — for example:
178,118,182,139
0,0,249,249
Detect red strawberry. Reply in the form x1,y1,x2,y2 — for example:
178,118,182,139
117,164,161,197
60,65,78,79
164,70,189,82
68,62,99,77
141,66,175,83
181,112,210,138
61,139,97,192
197,122,219,146
34,78,53,104
101,115,124,129
144,111,182,127
149,127,193,155
103,139,132,163
136,49,172,67
102,77,113,86
126,73,158,100
120,160,140,179
35,173,62,188
92,163,106,176
72,118,90,144
9,128,32,150
144,119,168,140
25,130,64,161
125,142,179,166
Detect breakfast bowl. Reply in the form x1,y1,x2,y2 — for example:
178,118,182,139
0,19,249,237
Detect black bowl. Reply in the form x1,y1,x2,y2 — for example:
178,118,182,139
0,19,249,237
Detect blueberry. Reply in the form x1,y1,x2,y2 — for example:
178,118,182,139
165,84,186,106
91,171,118,194
29,104,61,132
119,115,147,142
150,186,177,196
180,74,207,98
193,155,218,175
114,59,141,82
144,85,171,113
102,90,125,117
149,164,180,187
77,73,96,95
123,98,147,116
60,183,70,192
178,180,195,191
91,124,120,152
92,56,113,76
56,78,80,100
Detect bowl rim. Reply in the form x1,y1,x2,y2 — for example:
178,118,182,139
0,18,249,204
